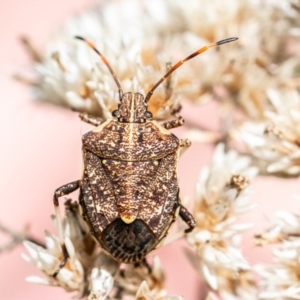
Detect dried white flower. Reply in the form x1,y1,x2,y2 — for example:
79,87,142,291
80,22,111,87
19,0,300,124
19,2,188,120
158,0,300,119
186,144,258,297
204,292,219,300
135,281,182,300
255,196,300,299
23,231,86,293
115,256,174,299
22,200,118,298
235,89,300,177
88,268,114,300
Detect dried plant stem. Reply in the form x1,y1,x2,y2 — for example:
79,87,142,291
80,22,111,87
0,222,43,253
19,36,42,62
13,74,38,86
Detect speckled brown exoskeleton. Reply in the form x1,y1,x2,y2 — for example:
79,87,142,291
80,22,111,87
52,36,238,275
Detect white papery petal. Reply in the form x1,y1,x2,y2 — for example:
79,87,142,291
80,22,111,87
259,290,285,299
23,241,43,261
273,251,298,266
201,244,217,263
38,251,58,272
21,253,32,264
204,292,219,300
64,236,75,259
44,231,60,254
26,276,51,285
89,268,114,299
285,284,300,297
193,230,212,243
56,268,77,286
65,91,93,111
201,263,218,290
229,223,254,232
276,211,300,228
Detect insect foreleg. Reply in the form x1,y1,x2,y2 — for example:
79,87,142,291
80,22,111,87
79,113,103,126
53,180,81,277
179,204,196,233
179,139,191,157
162,115,184,130
179,139,191,148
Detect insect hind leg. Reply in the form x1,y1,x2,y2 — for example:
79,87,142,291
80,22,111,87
53,180,81,277
179,204,196,233
133,258,152,274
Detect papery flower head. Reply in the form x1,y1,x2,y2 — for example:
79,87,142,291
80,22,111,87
255,195,300,299
235,89,300,177
88,269,114,300
186,144,258,297
19,0,300,124
191,144,257,233
18,1,193,121
135,281,182,300
255,196,300,246
22,200,117,297
163,0,300,119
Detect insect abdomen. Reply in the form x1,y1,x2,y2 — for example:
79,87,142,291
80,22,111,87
101,218,156,263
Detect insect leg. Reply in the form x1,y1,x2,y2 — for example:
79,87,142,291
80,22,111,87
179,204,196,233
53,180,81,277
179,138,191,157
133,258,152,274
162,115,185,130
171,104,182,115
79,113,102,126
180,139,191,148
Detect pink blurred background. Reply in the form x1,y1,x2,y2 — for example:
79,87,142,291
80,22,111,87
0,0,299,299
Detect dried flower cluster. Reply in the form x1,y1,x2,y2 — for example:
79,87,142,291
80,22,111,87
22,200,179,300
186,144,258,299
235,89,300,177
160,0,300,119
18,1,187,120
18,0,300,122
254,195,300,299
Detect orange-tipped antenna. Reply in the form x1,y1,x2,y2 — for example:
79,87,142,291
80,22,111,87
145,37,238,103
75,36,123,101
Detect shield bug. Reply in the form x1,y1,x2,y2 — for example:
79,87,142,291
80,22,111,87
53,36,238,273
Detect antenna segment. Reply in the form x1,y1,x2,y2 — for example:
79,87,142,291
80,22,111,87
145,37,238,103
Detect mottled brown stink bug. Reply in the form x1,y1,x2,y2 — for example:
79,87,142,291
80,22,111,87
53,36,238,272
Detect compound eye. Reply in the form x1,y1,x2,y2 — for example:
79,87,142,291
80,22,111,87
144,111,152,119
112,110,120,117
